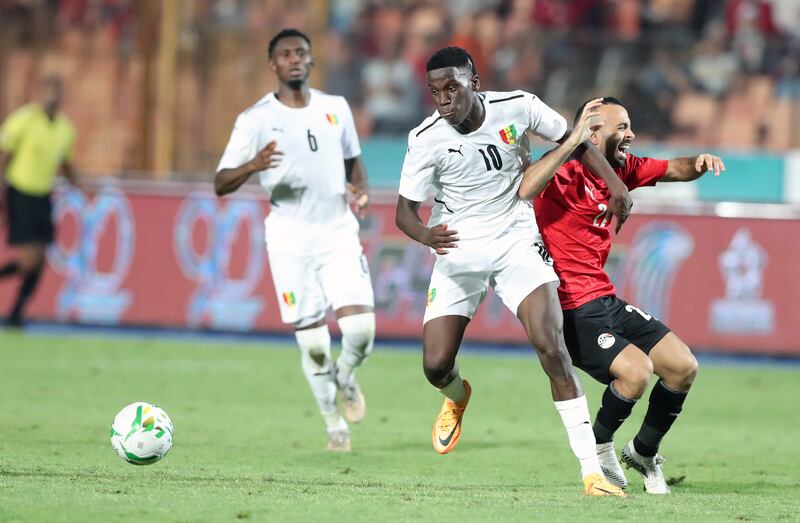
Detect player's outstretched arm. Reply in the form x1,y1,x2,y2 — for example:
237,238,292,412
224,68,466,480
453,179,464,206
519,98,603,199
662,154,725,182
345,156,369,217
395,195,459,255
214,140,283,197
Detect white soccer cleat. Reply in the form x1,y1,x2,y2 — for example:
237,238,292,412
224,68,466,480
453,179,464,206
339,379,366,423
596,441,628,489
334,368,366,424
621,440,670,494
327,428,351,452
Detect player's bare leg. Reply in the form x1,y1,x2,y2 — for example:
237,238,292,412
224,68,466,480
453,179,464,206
294,318,350,451
423,315,472,454
333,305,375,424
6,243,46,327
517,282,624,497
622,333,698,493
593,345,652,488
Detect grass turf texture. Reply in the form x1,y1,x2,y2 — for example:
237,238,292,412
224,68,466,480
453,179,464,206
1,331,798,522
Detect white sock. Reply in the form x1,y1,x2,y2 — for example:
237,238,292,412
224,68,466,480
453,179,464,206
335,312,375,385
554,395,603,479
440,373,466,403
295,325,342,430
323,412,348,433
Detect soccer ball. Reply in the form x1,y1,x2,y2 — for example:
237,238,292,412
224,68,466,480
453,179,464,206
110,402,174,465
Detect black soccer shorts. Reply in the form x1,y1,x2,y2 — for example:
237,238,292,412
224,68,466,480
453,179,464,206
5,185,55,245
561,295,671,384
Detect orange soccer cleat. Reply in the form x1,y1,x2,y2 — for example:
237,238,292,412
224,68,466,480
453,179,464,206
432,380,472,455
583,472,627,497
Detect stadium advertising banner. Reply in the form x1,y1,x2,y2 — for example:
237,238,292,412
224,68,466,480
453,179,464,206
1,183,798,356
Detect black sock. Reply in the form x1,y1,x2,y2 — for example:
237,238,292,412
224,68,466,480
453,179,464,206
593,381,637,444
0,261,18,279
633,380,688,457
9,267,43,321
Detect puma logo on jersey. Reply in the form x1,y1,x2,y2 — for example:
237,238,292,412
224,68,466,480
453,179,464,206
447,145,463,156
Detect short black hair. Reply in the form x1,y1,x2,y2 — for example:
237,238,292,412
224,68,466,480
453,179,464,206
268,28,311,57
574,96,624,124
426,46,477,75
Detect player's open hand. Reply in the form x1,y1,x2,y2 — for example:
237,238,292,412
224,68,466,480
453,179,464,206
422,223,459,255
249,140,284,172
571,98,603,145
695,154,725,176
608,189,633,234
348,182,369,218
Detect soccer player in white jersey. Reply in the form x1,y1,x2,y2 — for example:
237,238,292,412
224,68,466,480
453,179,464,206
396,47,633,496
215,29,375,452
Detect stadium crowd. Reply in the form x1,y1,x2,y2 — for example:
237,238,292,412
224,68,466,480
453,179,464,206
1,0,798,175
330,0,799,147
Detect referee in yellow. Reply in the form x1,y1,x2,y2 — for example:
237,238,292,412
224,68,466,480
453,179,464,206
0,75,80,328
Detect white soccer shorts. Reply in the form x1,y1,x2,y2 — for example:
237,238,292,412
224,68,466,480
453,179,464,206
423,232,559,324
267,237,374,327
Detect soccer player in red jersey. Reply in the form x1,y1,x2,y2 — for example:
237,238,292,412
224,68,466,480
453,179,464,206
522,97,725,494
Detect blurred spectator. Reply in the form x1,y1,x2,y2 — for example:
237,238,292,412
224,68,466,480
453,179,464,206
361,8,422,134
626,49,691,139
774,55,800,100
689,20,739,97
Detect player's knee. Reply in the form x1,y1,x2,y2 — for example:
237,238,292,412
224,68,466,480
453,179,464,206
676,352,699,390
534,337,568,365
339,312,375,355
18,257,42,274
617,361,653,399
423,354,456,387
295,325,332,367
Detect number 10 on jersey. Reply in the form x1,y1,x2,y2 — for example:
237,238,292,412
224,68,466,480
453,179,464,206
478,145,503,171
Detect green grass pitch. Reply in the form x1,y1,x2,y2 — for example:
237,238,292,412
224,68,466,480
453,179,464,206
0,330,798,522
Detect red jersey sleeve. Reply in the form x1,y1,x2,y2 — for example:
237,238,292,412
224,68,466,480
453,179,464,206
621,155,668,190
539,160,579,200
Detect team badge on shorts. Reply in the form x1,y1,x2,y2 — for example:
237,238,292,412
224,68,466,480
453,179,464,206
597,332,616,349
499,124,518,145
282,292,296,307
427,288,437,305
326,113,339,125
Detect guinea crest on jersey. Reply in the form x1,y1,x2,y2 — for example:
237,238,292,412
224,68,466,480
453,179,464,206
399,90,567,241
217,88,361,255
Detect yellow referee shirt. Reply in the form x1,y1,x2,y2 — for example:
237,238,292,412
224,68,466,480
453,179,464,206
0,103,75,196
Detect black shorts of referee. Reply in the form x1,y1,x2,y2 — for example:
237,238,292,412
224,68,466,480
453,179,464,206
5,184,54,246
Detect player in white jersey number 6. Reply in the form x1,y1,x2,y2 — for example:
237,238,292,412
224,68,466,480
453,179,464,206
215,29,375,452
395,47,632,496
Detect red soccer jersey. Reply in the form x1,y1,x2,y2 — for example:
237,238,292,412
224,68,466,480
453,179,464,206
535,154,668,310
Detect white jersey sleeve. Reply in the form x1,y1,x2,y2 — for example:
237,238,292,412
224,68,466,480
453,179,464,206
339,99,361,160
399,129,437,202
217,113,259,172
525,93,568,142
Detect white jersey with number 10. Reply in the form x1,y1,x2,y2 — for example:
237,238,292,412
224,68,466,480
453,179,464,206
399,90,568,241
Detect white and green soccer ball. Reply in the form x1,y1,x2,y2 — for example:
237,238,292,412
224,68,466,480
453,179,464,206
110,402,173,465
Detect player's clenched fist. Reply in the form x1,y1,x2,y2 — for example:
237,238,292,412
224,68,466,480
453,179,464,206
422,223,459,255
248,140,284,172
